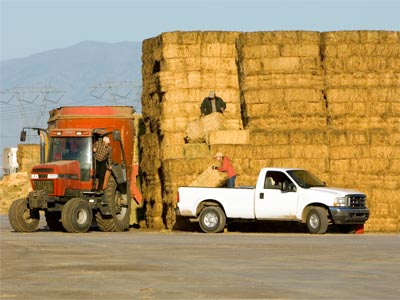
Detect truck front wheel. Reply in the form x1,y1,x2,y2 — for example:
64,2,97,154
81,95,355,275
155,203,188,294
61,198,93,233
8,198,40,232
199,206,226,233
306,207,328,234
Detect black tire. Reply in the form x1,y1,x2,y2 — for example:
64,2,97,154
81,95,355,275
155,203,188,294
96,177,130,232
306,206,328,234
61,198,93,233
8,198,40,232
199,206,226,233
45,211,64,231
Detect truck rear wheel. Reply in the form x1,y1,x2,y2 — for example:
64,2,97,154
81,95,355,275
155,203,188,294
61,198,93,233
8,198,40,232
96,177,130,232
306,206,328,234
199,206,226,233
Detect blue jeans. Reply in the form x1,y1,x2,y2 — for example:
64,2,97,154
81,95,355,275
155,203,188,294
227,175,236,188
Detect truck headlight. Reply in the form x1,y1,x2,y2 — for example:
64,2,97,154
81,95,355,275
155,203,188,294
47,174,59,179
334,197,348,207
31,174,39,179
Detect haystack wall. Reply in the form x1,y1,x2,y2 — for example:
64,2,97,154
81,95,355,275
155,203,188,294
141,30,400,232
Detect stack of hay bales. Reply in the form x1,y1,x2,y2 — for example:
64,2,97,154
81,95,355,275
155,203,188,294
234,31,328,184
0,172,32,214
140,30,400,232
141,31,243,229
17,144,40,173
0,144,39,213
322,31,400,232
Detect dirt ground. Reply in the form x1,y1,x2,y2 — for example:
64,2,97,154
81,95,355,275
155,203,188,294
1,214,399,300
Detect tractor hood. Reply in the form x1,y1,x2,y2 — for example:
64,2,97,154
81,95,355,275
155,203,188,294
30,160,81,196
31,160,81,180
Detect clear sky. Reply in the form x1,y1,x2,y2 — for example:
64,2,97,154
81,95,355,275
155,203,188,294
1,0,399,61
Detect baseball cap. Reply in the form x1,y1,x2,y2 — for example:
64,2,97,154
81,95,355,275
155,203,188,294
214,152,223,158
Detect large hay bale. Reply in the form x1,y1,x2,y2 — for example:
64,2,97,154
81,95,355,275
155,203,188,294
184,112,226,143
189,165,228,187
208,130,249,145
17,144,40,173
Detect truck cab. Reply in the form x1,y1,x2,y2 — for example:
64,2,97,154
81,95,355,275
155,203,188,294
254,168,369,233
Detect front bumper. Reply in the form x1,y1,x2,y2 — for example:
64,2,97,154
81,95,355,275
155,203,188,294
329,207,370,224
28,190,49,209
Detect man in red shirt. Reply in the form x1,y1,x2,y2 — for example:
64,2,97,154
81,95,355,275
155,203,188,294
214,152,237,188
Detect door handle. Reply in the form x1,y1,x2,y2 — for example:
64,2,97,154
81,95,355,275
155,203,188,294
260,192,264,199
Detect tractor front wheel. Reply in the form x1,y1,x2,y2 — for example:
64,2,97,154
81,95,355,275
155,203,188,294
61,198,93,233
8,198,40,232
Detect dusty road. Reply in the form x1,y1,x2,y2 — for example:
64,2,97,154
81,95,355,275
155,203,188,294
1,215,399,300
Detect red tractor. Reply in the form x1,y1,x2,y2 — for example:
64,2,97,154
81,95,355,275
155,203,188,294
8,106,142,233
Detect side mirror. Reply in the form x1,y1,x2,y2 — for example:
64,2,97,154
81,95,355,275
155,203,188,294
20,130,27,142
113,130,121,142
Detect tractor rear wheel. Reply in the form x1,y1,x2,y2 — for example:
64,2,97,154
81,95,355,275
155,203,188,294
96,177,130,232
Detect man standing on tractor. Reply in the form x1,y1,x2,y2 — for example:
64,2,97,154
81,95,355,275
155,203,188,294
93,136,113,191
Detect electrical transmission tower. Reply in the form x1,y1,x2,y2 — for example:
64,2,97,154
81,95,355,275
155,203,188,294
89,81,142,112
0,86,64,142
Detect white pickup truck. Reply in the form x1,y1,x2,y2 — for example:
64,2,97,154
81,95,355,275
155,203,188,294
176,168,369,234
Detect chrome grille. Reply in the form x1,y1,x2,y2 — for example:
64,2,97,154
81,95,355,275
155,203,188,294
347,194,366,208
33,180,54,194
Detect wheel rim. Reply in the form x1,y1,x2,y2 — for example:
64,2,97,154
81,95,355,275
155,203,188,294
76,208,88,225
115,193,127,221
204,212,218,228
309,213,320,229
23,209,36,224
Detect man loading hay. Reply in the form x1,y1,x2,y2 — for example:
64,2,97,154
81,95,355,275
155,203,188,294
200,91,226,116
213,152,237,188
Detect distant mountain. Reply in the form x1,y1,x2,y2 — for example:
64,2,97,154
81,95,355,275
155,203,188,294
0,40,142,105
0,41,143,175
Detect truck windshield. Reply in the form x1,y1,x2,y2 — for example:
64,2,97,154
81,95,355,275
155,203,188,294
287,170,326,188
48,137,92,181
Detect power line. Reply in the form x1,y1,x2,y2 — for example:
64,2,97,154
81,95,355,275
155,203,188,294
0,86,65,127
89,81,141,112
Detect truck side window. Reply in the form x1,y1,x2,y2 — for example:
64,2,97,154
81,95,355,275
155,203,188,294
264,171,292,190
